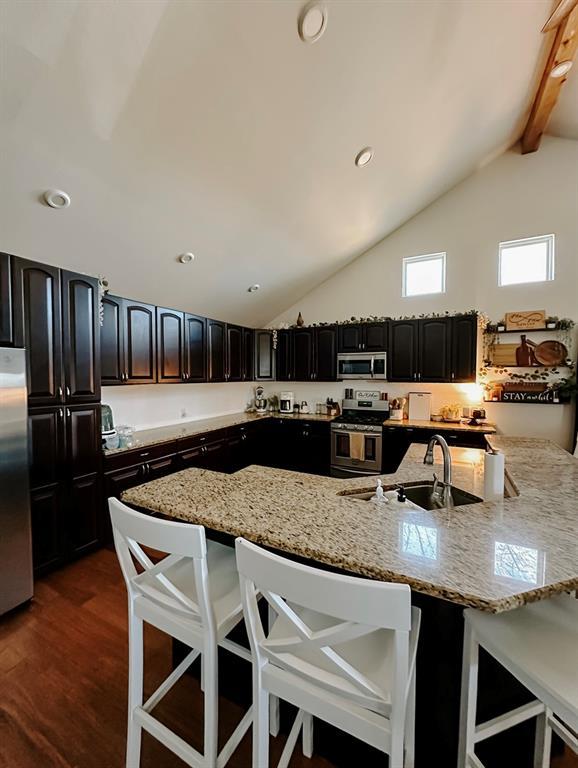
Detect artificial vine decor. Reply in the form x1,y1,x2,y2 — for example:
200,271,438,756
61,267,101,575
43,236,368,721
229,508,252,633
277,309,486,330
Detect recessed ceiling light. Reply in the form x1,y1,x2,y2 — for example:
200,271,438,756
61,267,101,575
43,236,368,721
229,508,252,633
355,147,374,167
298,3,327,43
43,189,71,209
550,60,573,78
247,284,260,293
178,252,195,264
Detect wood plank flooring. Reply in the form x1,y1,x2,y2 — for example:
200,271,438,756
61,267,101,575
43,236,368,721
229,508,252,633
0,548,576,768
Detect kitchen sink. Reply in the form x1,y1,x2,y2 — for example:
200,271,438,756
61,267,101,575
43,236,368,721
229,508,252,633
340,480,482,510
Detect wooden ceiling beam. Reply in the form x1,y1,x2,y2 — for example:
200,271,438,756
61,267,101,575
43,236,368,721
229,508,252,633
521,1,578,154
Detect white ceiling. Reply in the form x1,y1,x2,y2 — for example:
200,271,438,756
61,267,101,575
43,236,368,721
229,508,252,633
0,0,571,327
548,64,578,140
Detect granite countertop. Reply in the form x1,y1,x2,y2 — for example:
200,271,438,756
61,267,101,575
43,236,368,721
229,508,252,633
104,411,495,455
122,437,577,613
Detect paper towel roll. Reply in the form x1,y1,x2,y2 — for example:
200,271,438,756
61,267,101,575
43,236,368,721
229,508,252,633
484,450,505,501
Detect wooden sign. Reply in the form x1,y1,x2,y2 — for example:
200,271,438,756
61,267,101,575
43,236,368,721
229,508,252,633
505,310,546,331
502,389,556,403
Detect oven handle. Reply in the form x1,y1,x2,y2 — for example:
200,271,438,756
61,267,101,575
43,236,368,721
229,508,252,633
331,465,381,476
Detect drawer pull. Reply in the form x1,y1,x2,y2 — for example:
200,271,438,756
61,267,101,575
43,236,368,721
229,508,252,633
140,452,150,457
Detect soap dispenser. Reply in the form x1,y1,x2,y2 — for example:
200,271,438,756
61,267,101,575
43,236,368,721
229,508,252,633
371,479,386,502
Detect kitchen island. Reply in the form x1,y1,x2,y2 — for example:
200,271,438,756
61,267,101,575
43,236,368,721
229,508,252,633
122,437,577,767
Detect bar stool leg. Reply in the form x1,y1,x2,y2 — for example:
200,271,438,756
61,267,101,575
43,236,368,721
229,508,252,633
267,604,280,738
126,606,144,768
533,707,552,768
458,621,479,768
203,647,219,767
404,672,416,768
302,713,314,758
253,666,270,768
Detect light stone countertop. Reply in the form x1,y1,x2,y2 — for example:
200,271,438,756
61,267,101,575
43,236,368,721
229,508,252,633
122,436,578,613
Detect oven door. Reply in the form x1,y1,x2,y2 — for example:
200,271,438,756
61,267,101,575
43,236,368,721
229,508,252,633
337,353,386,380
331,428,382,474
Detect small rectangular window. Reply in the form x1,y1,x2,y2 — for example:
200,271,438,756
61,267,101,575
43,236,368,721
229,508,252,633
498,234,554,287
402,252,446,297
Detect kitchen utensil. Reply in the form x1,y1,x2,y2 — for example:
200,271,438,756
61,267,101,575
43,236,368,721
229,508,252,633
530,339,568,366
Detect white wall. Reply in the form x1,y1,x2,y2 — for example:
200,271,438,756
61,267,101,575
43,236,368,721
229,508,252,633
103,382,256,431
269,137,578,450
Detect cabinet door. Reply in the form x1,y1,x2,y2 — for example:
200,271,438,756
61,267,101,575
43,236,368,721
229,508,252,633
0,252,13,345
61,270,101,402
66,403,101,479
67,473,101,556
184,313,207,382
338,324,363,353
315,326,337,381
124,300,157,384
104,464,145,499
388,320,418,382
419,318,451,382
226,324,243,382
146,454,176,481
28,407,64,490
254,330,275,380
293,328,315,381
207,319,226,382
451,315,477,382
100,294,125,385
364,322,388,352
242,327,254,381
12,257,63,406
275,330,293,381
30,484,64,574
157,307,184,383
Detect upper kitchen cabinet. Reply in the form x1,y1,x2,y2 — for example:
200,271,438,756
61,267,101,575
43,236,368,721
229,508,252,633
293,327,315,381
242,327,254,381
156,307,184,383
124,300,156,384
276,329,293,381
451,314,478,382
207,318,226,382
101,295,125,385
388,320,418,382
226,324,243,382
0,253,13,346
338,322,387,353
12,257,63,406
254,329,275,380
315,326,337,381
418,317,451,382
183,313,207,382
61,271,101,402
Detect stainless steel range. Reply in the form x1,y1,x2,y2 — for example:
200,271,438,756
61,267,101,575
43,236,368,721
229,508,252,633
330,391,389,477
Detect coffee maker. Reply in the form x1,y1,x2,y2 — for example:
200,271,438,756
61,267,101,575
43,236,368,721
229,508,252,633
280,391,294,414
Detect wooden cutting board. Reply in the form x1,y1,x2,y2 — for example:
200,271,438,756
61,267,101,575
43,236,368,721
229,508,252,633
490,344,518,366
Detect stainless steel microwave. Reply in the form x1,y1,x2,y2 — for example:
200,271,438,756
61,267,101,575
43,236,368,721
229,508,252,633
337,352,387,380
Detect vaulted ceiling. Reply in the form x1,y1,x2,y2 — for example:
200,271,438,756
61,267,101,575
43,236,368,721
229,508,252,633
0,0,574,327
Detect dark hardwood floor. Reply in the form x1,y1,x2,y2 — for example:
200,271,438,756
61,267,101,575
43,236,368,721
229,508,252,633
0,548,576,768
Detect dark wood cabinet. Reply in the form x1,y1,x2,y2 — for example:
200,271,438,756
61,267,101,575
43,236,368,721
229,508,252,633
293,328,315,381
101,295,125,385
28,407,63,489
104,464,146,500
242,327,254,381
315,326,337,381
207,319,226,382
30,485,64,574
124,300,157,384
157,307,184,383
61,270,101,402
338,322,387,353
184,313,207,382
293,421,330,475
67,473,101,556
419,318,451,382
226,324,243,382
66,403,101,478
254,330,275,380
0,252,13,345
451,314,477,382
388,320,418,382
12,257,63,406
275,329,293,381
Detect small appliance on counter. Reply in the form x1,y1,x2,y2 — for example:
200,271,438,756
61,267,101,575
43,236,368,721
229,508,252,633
101,403,119,450
280,391,294,414
408,392,432,421
254,386,268,414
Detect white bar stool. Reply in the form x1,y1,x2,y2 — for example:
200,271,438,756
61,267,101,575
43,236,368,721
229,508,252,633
236,536,421,768
458,594,578,768
109,498,252,768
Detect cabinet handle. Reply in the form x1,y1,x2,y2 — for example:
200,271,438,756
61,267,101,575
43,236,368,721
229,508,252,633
140,451,150,458
65,385,70,398
66,407,71,418
451,372,455,380
58,408,64,419
58,386,63,399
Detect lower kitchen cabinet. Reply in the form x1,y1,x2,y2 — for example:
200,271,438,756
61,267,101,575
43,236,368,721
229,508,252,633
30,485,65,575
67,473,101,557
382,425,488,472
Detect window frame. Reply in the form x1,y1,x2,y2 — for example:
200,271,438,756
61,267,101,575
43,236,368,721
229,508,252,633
402,252,447,298
498,234,555,287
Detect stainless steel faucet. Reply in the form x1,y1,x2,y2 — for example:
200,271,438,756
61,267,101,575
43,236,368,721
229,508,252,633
424,434,452,487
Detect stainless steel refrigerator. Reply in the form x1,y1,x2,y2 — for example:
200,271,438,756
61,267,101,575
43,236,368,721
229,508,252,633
0,347,33,614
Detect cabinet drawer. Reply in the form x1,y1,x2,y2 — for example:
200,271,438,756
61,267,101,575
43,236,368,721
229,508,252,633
177,429,228,453
103,440,177,471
